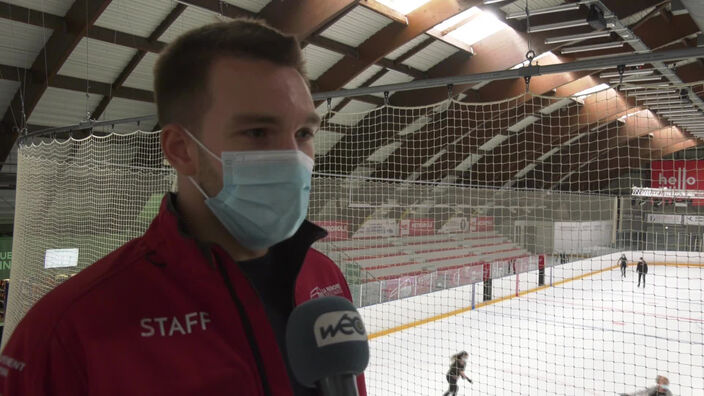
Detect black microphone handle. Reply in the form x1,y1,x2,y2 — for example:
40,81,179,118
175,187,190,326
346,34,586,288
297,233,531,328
316,374,359,396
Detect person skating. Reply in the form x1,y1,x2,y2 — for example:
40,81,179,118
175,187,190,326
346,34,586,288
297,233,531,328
637,257,648,288
619,254,628,277
443,351,472,396
648,375,673,396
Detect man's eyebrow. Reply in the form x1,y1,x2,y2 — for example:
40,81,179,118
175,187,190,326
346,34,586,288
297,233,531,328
228,114,279,125
306,113,322,126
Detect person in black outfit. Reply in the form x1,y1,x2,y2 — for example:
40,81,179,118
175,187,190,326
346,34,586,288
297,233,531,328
637,257,648,288
443,351,472,396
619,254,628,277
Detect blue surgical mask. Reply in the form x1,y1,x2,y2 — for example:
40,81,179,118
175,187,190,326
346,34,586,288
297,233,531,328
183,129,313,250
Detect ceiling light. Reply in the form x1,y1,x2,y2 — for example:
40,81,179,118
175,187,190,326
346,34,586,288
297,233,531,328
658,109,701,115
630,92,678,98
563,132,587,146
600,69,654,78
537,147,560,162
643,100,690,106
573,83,610,98
422,149,447,167
561,41,625,54
507,115,539,132
609,75,663,84
515,163,537,178
616,84,673,91
539,98,572,115
483,0,508,4
455,154,483,171
433,7,509,46
374,0,433,14
648,105,696,111
506,3,580,19
479,134,509,151
528,19,589,33
545,30,613,45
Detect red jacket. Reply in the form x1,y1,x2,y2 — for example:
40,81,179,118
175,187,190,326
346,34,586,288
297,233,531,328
0,194,366,395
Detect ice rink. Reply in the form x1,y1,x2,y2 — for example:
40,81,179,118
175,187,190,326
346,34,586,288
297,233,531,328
363,265,703,395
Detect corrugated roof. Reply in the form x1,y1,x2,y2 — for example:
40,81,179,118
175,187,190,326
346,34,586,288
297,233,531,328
328,100,377,126
159,6,221,43
302,44,344,80
621,6,656,26
95,0,175,38
15,0,74,16
122,52,159,90
0,81,20,122
225,0,271,13
28,87,103,127
401,40,458,71
319,6,393,47
0,19,51,69
369,69,414,97
101,97,157,132
385,34,429,61
344,65,384,89
58,38,137,84
314,129,345,157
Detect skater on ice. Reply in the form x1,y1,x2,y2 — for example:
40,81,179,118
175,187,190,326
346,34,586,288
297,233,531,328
443,351,472,396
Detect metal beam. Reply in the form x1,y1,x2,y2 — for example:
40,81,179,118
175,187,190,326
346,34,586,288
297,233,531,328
0,64,153,102
0,0,113,163
312,47,704,100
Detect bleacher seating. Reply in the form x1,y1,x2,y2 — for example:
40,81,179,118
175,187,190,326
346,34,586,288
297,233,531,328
318,231,531,282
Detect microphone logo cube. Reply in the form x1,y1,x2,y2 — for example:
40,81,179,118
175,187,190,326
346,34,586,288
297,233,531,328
314,310,367,347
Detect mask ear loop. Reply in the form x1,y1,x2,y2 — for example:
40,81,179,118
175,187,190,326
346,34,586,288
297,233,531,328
188,176,210,199
180,127,218,199
181,127,221,162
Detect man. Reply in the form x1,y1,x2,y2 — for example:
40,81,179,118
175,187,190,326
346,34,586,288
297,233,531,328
637,257,648,288
0,20,366,395
619,254,628,278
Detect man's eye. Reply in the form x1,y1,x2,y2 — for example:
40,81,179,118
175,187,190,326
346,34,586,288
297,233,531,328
244,129,266,138
296,129,315,139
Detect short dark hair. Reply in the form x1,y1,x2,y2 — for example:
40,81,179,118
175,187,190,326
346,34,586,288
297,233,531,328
154,19,306,131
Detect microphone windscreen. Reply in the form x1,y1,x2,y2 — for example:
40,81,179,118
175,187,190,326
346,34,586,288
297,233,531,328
286,296,370,387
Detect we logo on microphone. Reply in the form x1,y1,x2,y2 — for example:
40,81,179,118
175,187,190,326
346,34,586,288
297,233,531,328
314,310,367,347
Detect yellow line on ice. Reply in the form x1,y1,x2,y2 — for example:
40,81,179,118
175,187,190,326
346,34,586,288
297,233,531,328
368,262,703,340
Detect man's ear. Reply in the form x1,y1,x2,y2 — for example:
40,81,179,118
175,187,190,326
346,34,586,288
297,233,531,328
161,124,198,176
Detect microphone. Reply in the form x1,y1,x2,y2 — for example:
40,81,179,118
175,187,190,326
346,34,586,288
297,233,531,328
286,296,369,396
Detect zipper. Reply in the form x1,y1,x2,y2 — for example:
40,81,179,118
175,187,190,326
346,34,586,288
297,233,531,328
213,251,273,396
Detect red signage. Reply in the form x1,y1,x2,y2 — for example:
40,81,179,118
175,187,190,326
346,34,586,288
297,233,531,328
652,160,704,206
470,217,494,232
399,218,435,236
316,221,349,241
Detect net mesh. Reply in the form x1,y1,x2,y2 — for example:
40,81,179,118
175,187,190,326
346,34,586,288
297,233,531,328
5,84,704,395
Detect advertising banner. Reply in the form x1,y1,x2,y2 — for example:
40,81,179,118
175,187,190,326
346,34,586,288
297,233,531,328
353,219,398,239
470,217,494,232
399,218,435,236
316,221,349,241
438,217,469,234
651,160,704,205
